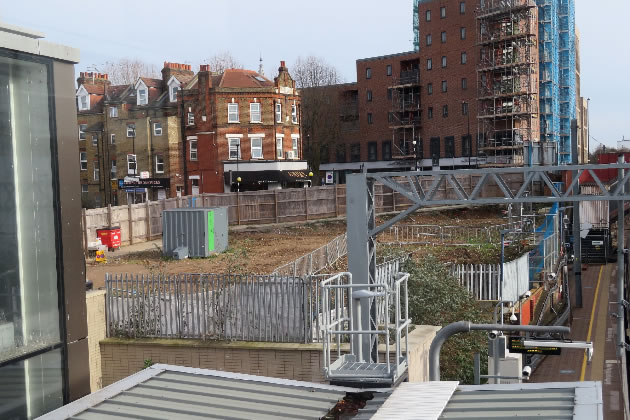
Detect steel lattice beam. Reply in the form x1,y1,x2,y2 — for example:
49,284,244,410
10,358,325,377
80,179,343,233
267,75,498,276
347,164,630,364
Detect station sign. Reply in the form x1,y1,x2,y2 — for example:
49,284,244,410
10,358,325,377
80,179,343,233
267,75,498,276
508,336,562,355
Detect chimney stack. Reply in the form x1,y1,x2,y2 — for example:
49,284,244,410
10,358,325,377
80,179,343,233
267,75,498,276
77,71,111,88
161,61,194,86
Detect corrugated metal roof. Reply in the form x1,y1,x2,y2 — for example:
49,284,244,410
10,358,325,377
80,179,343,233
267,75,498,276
440,382,603,420
371,382,459,420
38,365,382,420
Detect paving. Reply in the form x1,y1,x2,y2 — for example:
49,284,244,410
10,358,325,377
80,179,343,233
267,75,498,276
530,240,628,419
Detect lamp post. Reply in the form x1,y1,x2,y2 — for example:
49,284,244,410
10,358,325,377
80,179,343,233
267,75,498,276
308,171,313,187
412,140,418,171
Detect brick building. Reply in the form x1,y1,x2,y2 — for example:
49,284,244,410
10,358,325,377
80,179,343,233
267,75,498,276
181,61,308,194
76,62,192,206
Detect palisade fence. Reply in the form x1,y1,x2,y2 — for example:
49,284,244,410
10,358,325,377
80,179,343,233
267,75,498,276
82,174,525,253
105,258,407,343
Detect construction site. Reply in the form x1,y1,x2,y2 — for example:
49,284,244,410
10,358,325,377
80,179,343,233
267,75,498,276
476,0,540,167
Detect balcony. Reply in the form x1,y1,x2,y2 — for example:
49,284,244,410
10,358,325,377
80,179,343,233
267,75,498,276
390,71,420,88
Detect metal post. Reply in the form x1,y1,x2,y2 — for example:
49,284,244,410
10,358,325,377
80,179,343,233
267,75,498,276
571,119,583,307
346,173,376,361
618,154,626,357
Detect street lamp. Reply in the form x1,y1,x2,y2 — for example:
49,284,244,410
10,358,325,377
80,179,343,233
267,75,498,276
412,140,418,171
308,171,313,187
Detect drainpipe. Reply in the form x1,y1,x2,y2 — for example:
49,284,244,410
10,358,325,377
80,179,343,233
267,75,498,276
428,321,570,381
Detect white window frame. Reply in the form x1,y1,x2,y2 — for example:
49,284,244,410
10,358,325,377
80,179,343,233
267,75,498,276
79,124,87,140
229,138,241,160
80,152,87,171
92,134,98,147
127,124,135,138
426,34,432,46
110,133,116,144
440,6,446,18
81,184,88,194
460,1,466,14
187,112,195,126
93,161,100,181
291,136,299,158
153,122,163,136
461,52,467,64
250,137,263,159
275,102,282,123
228,103,239,123
250,102,261,123
426,9,431,21
127,154,137,175
109,106,118,118
167,76,181,102
427,59,432,70
461,27,466,40
111,160,117,179
276,137,283,159
155,154,165,174
189,139,198,161
291,104,298,124
442,56,447,68
78,94,89,111
138,88,148,105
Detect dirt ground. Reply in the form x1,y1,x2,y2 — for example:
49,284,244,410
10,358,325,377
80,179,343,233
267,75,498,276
87,206,508,289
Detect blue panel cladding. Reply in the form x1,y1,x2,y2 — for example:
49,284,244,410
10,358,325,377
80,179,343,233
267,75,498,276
537,0,560,151
558,0,576,164
413,0,420,51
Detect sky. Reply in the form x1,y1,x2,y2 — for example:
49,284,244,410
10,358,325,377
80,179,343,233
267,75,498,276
1,0,627,149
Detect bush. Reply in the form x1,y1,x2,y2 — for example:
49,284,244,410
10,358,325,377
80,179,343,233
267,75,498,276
403,255,491,384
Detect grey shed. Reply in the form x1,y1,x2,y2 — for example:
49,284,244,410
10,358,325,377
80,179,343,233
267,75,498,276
162,208,228,258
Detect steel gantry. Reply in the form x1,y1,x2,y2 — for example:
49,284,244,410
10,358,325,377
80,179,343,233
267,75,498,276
346,163,630,363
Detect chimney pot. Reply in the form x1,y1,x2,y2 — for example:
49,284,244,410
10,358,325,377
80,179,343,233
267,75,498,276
280,61,285,67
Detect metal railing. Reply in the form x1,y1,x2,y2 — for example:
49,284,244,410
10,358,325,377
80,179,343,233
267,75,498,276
321,271,410,384
272,233,347,277
449,264,501,301
106,273,314,343
378,221,529,246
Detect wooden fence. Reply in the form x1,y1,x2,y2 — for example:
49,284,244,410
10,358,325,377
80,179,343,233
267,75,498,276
83,174,525,252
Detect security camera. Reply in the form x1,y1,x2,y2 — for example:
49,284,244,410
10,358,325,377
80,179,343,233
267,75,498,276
522,365,532,379
488,330,499,340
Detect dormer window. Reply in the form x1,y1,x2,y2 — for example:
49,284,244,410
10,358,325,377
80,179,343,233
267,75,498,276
76,85,90,111
167,76,181,102
134,79,148,106
138,89,147,105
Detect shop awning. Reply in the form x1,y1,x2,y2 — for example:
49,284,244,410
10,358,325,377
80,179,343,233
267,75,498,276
224,170,311,184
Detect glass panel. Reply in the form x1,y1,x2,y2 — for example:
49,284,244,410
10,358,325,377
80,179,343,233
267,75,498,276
0,349,63,419
0,55,61,364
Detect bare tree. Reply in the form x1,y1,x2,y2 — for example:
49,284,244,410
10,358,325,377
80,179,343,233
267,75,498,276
99,59,160,85
292,56,342,88
293,56,344,180
204,51,243,74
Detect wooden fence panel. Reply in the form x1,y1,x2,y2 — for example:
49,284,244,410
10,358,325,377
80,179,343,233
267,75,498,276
307,187,336,218
276,189,307,222
149,202,162,239
130,204,147,243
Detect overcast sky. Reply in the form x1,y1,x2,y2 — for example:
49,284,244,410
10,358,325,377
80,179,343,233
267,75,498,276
1,0,627,148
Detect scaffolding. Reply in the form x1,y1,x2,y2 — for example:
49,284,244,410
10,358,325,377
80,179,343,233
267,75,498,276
390,61,421,161
536,0,575,164
476,0,539,167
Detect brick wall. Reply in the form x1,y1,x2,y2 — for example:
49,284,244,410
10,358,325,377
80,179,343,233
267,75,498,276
86,290,107,392
99,326,438,387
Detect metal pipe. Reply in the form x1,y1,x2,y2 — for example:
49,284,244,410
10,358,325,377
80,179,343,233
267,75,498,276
571,119,583,307
618,154,625,357
493,300,513,324
428,321,570,381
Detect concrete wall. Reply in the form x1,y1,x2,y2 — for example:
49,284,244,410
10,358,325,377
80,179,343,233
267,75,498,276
86,290,107,392
99,326,439,387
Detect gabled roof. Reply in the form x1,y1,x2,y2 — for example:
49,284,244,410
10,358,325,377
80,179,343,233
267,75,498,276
218,69,274,88
78,84,105,95
139,77,162,88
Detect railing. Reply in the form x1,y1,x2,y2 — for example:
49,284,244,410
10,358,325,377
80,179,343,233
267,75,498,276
321,272,410,384
378,221,530,246
450,264,501,301
272,233,347,277
106,273,315,343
